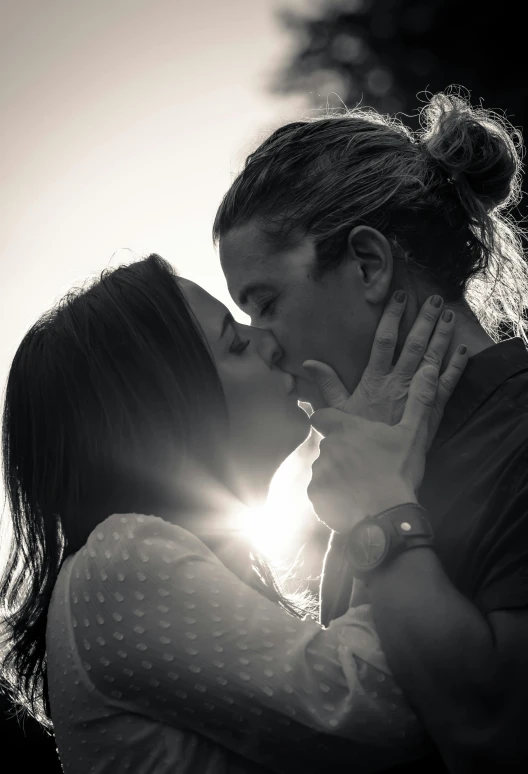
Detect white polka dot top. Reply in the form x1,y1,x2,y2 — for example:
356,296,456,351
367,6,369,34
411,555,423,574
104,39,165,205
46,513,428,773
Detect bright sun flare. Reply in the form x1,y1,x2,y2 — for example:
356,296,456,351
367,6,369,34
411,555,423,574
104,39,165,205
237,440,318,563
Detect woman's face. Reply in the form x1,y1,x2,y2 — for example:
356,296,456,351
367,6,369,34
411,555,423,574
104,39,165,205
179,279,310,494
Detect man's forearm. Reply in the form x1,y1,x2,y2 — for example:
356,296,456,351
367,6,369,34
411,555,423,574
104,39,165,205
366,547,505,767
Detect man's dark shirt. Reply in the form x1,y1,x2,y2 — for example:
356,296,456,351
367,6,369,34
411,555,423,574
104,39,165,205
320,338,528,770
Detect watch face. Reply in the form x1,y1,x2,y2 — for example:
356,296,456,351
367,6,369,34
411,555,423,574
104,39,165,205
350,522,388,568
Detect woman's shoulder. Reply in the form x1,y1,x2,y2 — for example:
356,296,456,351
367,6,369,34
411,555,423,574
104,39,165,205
80,512,218,571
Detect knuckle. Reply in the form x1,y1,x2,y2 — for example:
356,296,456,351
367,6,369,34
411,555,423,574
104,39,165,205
386,303,403,318
358,374,381,395
406,337,425,355
375,331,397,350
434,324,451,338
420,309,438,325
422,351,442,368
417,388,436,407
318,378,334,394
439,374,455,392
439,361,464,389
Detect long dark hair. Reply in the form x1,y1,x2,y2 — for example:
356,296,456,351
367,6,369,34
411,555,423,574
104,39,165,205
214,90,527,342
0,254,308,727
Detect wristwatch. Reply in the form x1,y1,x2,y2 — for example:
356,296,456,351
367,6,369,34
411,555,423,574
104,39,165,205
346,503,434,578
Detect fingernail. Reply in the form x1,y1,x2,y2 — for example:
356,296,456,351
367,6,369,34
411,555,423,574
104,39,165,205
430,295,443,308
394,290,406,303
458,344,468,355
441,309,453,323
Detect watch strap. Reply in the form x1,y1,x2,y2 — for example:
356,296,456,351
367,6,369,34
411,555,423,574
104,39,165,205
372,502,433,542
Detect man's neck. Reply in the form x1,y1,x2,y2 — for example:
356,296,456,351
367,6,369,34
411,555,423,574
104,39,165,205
443,304,495,363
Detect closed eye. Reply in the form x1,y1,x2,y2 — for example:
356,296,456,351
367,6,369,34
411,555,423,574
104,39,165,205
229,332,250,355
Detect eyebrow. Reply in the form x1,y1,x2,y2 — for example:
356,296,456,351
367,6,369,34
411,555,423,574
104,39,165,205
238,282,275,307
219,312,235,340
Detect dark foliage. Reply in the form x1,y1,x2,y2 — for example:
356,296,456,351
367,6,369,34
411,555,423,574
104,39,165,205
273,0,527,217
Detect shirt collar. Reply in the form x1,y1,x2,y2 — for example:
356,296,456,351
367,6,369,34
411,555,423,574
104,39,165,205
435,337,528,445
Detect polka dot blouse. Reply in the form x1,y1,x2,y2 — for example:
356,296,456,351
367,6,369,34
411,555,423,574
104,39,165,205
46,513,428,773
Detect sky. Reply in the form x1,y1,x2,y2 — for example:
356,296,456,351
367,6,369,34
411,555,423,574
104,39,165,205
0,0,308,334
0,0,321,563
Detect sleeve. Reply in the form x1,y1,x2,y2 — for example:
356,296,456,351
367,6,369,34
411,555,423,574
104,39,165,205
69,513,428,773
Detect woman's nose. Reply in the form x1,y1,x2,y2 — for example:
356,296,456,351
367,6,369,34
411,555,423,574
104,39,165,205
256,328,284,367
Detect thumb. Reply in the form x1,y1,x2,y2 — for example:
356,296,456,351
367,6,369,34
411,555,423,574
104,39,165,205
303,360,350,410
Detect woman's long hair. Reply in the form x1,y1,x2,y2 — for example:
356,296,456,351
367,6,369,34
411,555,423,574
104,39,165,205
214,89,527,342
0,254,309,727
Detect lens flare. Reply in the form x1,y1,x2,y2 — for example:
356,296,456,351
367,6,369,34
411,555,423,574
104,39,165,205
237,437,319,562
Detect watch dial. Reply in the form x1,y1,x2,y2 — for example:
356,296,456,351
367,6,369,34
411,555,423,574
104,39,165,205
352,523,387,567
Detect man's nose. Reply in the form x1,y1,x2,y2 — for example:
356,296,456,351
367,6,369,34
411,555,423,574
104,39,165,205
256,328,284,367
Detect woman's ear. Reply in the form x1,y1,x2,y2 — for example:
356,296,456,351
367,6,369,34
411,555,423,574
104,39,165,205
347,225,393,304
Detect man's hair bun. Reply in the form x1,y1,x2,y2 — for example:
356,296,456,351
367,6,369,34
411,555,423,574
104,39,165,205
421,90,522,213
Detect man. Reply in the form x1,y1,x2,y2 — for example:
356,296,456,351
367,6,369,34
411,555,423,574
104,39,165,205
218,219,528,770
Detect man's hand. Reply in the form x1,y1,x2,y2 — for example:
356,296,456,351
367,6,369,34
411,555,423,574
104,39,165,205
303,292,469,449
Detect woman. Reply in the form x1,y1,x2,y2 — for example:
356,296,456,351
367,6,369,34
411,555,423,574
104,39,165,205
0,253,464,773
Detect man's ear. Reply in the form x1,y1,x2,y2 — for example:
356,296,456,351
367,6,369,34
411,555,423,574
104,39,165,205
347,225,393,303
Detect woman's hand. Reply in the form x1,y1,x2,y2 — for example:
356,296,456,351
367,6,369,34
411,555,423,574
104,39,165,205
303,292,469,450
308,365,439,533
305,292,469,533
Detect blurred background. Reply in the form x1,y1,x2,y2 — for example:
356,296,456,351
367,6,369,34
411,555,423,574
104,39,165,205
1,0,526,768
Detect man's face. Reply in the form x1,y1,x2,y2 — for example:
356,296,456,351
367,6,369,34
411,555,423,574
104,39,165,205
220,219,382,408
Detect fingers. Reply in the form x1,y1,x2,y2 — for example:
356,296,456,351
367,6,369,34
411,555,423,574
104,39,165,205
420,308,456,370
401,364,439,440
303,360,350,410
393,295,444,378
310,407,349,437
365,290,408,376
426,344,469,449
431,344,469,427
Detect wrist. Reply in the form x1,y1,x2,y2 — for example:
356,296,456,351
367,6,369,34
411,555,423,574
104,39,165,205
365,489,418,518
346,502,433,578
